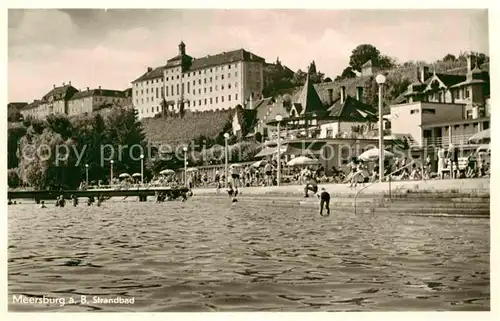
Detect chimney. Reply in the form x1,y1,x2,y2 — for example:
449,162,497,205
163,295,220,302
421,66,429,83
86,87,90,91
147,67,153,72
340,86,346,104
466,54,476,72
63,82,65,86
69,81,71,85
53,84,56,89
356,86,364,102
327,89,333,105
98,85,101,90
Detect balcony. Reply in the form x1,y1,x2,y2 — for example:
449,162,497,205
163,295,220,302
424,134,477,148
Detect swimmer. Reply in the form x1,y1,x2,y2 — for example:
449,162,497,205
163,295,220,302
317,188,330,216
40,201,47,209
8,199,12,205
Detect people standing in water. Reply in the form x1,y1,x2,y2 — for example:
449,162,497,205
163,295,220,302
40,201,47,209
71,194,78,207
317,188,330,216
56,195,66,207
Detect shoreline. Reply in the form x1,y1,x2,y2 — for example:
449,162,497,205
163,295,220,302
192,178,490,197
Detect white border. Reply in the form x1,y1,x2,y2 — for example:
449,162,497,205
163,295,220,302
1,1,498,321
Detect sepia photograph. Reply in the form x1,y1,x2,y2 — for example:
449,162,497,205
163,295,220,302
6,6,492,314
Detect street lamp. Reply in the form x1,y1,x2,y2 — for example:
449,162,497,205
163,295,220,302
224,133,230,188
85,164,89,187
110,160,114,185
275,115,283,187
376,74,386,182
140,154,144,185
183,146,188,187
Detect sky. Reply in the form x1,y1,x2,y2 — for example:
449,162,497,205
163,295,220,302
8,9,489,103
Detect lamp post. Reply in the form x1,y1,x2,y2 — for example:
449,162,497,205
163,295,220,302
183,146,188,187
85,164,89,187
224,133,230,188
110,160,114,185
376,74,386,182
275,115,283,187
140,154,144,185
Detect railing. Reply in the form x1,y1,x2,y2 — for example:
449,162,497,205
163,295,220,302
424,134,477,148
353,161,425,214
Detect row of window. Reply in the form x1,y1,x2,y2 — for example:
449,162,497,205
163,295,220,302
137,94,239,113
138,64,241,86
135,82,240,101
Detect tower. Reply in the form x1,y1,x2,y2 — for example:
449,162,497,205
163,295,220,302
178,41,186,56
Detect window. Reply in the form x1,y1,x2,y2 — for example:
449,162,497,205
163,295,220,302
193,80,195,86
198,89,201,94
198,79,201,85
235,72,238,77
161,87,164,97
228,94,231,101
204,99,207,105
222,85,225,90
222,96,224,102
422,108,436,114
193,100,196,107
215,85,218,91
228,84,232,89
204,78,207,84
235,82,239,88
187,82,190,94
465,88,470,98
210,98,213,104
235,94,238,100
157,106,159,112
171,85,174,96
216,97,218,103
410,109,419,114
199,71,201,75
188,72,190,77
166,86,169,97
204,70,206,74
210,87,212,93
483,121,489,129
222,75,225,80
176,84,179,95
156,88,159,98
216,75,218,80
177,75,179,79
466,110,473,119
228,65,231,69
151,107,154,112
182,84,185,94
228,73,231,79
199,100,201,106
146,97,149,102
166,77,169,81
204,88,207,93
210,77,213,83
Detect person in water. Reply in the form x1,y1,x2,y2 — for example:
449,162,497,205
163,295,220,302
304,175,318,198
71,194,78,207
40,201,47,208
317,188,330,216
8,199,12,205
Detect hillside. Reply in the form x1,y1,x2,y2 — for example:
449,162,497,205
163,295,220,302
142,109,234,147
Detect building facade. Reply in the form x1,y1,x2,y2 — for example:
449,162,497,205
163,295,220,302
20,83,130,120
131,42,266,119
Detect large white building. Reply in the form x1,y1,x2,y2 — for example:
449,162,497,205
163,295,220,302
131,42,265,119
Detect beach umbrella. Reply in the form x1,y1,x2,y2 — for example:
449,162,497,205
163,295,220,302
132,173,142,178
358,148,394,161
118,173,130,179
230,163,242,168
252,159,267,168
476,144,491,155
468,129,490,143
186,167,198,172
287,156,320,166
159,169,175,175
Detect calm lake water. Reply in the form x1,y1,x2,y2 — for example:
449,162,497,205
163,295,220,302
8,197,490,312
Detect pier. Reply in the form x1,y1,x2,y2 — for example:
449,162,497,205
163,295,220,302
7,186,190,202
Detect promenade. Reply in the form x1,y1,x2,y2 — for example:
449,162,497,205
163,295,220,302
193,178,490,197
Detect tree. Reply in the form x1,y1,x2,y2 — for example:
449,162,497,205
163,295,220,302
349,44,381,71
8,168,20,188
8,125,26,169
443,53,457,62
8,108,22,122
349,44,395,72
340,66,357,79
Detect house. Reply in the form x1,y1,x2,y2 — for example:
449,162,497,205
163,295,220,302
20,83,79,119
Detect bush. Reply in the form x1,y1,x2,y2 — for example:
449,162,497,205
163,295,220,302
8,168,20,188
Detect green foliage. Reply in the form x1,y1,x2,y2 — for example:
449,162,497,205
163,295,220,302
8,168,20,188
8,108,22,122
8,125,26,169
443,53,457,62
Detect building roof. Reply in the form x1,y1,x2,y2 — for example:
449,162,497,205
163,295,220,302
327,95,377,121
133,48,265,83
69,89,127,100
362,59,372,68
432,73,466,88
22,100,42,111
450,78,486,88
8,102,28,110
42,84,78,102
293,72,327,116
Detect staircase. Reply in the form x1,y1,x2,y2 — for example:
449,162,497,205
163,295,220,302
206,193,490,218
